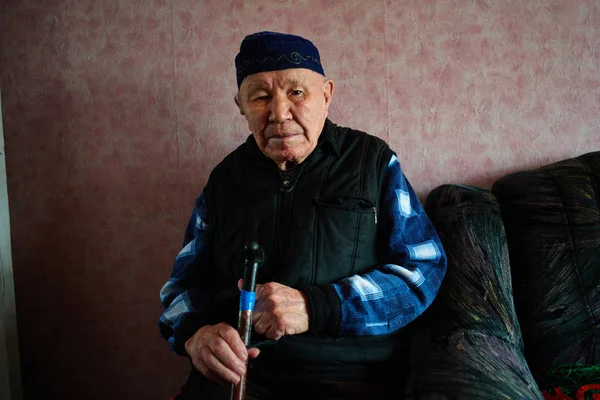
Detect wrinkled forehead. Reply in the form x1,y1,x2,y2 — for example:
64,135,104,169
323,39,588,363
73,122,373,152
240,68,324,93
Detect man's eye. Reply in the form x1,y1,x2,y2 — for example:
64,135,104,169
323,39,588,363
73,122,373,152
291,90,303,96
253,95,270,101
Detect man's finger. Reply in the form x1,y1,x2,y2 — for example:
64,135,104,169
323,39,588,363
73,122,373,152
266,324,284,341
266,330,282,341
206,330,246,377
217,324,248,361
248,347,261,359
254,316,282,340
200,345,243,384
252,312,267,335
201,367,228,386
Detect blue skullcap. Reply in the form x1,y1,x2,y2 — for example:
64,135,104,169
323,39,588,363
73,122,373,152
235,31,325,88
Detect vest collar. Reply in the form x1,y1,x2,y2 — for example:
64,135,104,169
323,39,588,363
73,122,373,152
319,118,341,157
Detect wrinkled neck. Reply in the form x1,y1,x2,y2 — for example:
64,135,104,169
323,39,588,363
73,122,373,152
275,160,299,171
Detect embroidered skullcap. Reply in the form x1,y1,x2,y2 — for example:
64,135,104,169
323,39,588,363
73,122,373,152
235,31,325,88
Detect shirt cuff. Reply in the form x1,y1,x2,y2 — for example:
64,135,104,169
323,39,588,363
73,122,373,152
301,284,342,337
170,314,205,357
167,297,239,357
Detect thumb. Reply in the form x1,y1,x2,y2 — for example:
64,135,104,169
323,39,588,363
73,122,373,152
248,347,260,359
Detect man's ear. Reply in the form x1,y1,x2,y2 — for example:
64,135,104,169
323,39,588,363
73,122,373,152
323,80,334,110
234,94,245,115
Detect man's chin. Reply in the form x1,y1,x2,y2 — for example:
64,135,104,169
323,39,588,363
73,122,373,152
263,142,314,166
266,150,300,165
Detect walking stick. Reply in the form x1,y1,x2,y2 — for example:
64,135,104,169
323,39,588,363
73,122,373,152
230,242,264,400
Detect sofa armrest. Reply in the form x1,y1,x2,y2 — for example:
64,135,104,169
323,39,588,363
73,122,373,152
411,184,542,399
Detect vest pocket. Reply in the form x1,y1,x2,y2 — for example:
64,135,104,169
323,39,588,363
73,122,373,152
313,197,378,284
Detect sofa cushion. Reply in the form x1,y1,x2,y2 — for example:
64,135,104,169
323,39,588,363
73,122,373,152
492,151,600,388
540,365,600,399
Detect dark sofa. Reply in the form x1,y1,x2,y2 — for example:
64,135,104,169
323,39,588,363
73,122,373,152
410,151,600,399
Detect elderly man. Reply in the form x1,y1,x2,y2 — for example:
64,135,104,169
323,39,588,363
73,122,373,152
159,31,447,400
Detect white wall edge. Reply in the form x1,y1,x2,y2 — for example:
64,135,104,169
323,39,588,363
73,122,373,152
0,89,23,400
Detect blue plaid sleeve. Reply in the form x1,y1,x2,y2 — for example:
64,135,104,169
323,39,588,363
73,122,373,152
332,154,447,335
158,191,216,355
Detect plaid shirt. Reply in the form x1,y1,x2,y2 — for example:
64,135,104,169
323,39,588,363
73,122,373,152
159,154,447,352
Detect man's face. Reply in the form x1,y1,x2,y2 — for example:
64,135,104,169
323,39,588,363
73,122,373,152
236,68,334,169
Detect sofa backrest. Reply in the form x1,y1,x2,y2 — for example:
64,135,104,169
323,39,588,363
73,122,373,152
492,151,600,388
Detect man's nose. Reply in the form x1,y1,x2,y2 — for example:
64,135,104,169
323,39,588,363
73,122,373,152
268,95,292,122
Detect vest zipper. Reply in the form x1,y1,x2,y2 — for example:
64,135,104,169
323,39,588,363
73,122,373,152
275,174,297,271
373,206,378,224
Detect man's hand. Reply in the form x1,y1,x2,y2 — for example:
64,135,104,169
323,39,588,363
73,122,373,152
184,323,260,385
238,280,309,340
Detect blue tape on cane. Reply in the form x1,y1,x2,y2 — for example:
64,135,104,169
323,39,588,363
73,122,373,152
240,290,256,312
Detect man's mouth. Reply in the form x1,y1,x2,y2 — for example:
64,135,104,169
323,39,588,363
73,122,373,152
267,133,300,140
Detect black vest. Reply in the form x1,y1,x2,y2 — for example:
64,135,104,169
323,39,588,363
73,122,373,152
204,120,407,369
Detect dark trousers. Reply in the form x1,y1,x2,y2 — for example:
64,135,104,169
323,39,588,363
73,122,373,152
176,363,407,400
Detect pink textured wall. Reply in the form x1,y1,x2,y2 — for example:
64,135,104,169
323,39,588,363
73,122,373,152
1,0,599,399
